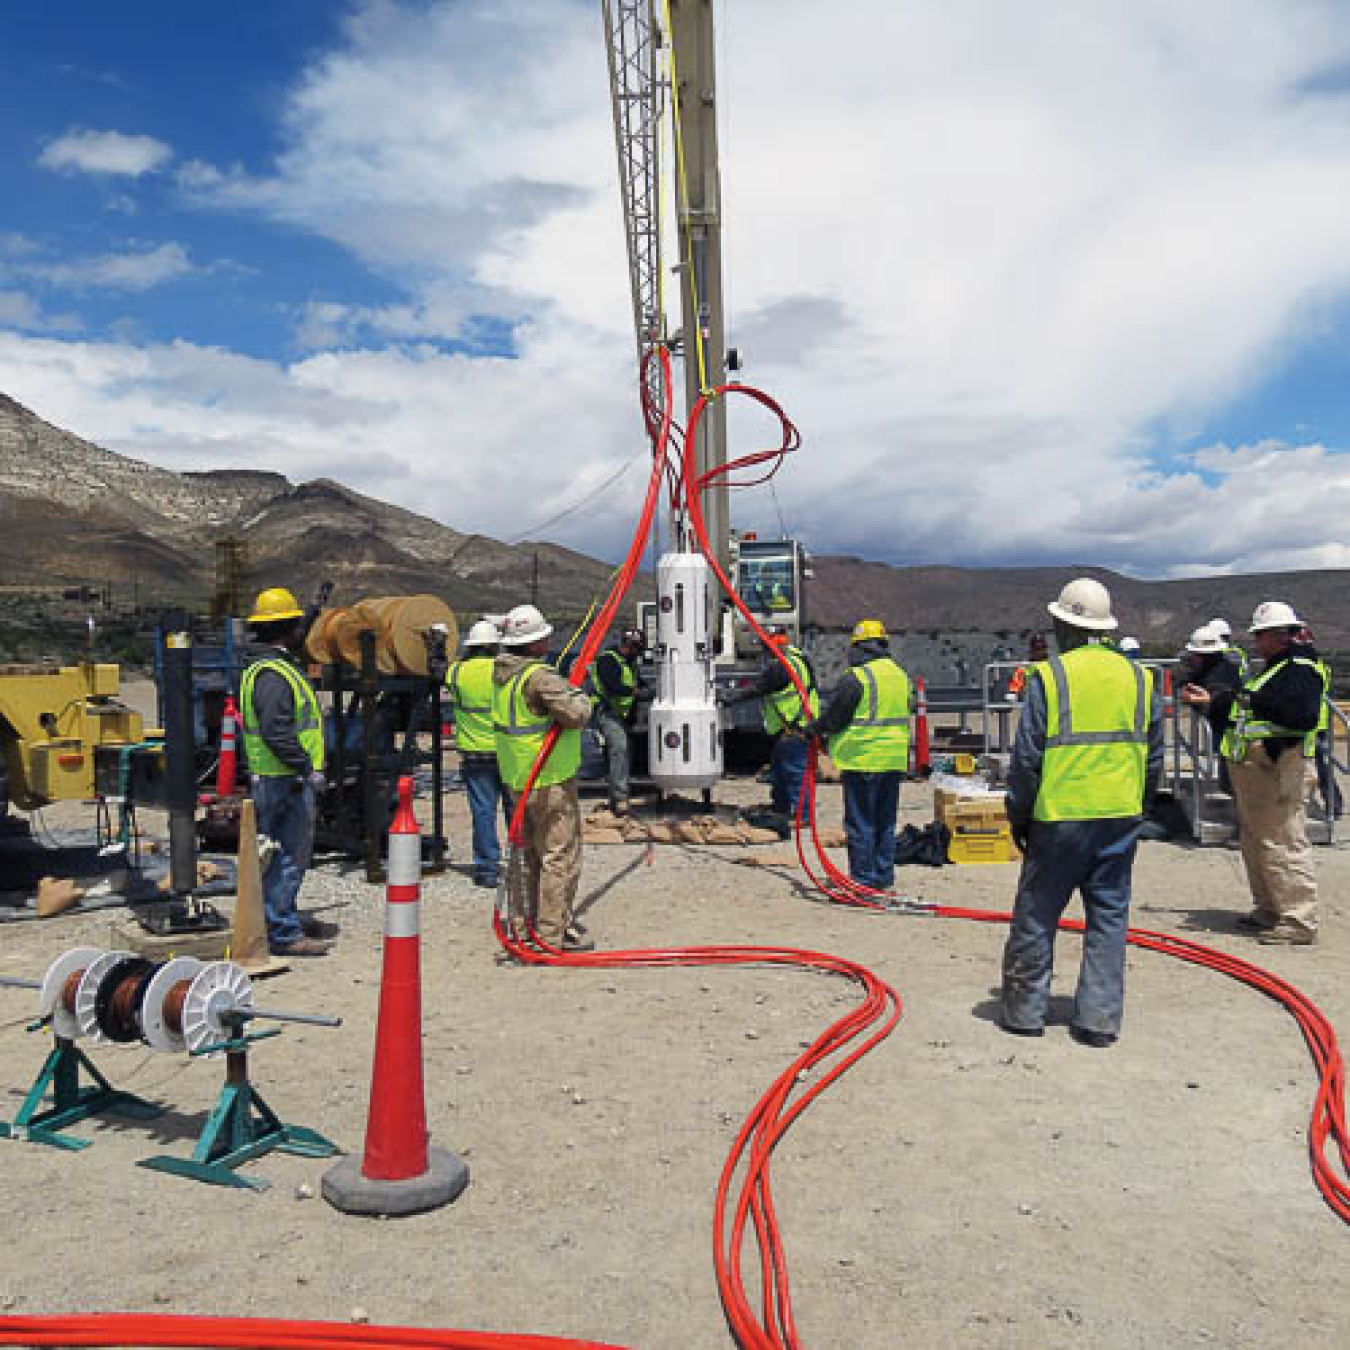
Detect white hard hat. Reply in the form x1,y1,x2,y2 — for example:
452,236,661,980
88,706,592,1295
464,619,500,648
1185,624,1226,654
1209,618,1233,640
1046,577,1118,631
1249,600,1303,633
1119,636,1141,653
500,603,553,646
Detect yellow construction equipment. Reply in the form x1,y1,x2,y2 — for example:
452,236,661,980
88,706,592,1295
0,662,146,813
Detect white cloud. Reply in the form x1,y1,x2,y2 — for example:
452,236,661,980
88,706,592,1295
8,0,1350,577
0,291,82,333
26,243,194,292
39,129,172,177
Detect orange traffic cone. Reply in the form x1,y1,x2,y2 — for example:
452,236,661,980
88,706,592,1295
913,677,931,774
216,694,240,798
323,776,468,1216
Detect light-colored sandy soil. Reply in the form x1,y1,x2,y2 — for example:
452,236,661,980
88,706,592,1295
1,763,1348,1349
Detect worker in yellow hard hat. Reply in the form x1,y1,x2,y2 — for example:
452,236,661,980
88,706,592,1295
805,618,911,889
239,586,332,957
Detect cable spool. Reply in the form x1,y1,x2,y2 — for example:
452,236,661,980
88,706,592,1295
73,950,138,1044
306,595,457,676
38,947,103,1040
93,957,156,1043
179,961,255,1055
140,957,204,1054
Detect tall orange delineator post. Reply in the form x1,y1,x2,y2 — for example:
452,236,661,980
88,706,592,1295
322,776,469,1216
913,677,931,774
216,694,239,798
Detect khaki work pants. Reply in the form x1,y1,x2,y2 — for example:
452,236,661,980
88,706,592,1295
1229,743,1318,936
511,778,582,946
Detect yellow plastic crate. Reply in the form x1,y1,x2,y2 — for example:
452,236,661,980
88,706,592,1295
948,826,1021,865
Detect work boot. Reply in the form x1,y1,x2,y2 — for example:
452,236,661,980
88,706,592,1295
1069,1025,1117,1049
473,872,499,889
272,935,331,958
999,1018,1044,1038
300,914,339,939
1257,925,1317,947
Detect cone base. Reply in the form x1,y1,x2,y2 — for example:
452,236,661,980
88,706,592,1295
321,1145,469,1217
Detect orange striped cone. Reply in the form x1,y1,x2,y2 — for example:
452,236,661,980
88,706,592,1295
913,677,931,774
322,776,469,1216
216,695,240,798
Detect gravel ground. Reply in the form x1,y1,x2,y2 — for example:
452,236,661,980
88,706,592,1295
1,770,1348,1349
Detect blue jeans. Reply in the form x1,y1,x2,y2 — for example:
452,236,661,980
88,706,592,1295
841,770,902,889
1001,818,1141,1037
770,733,809,820
462,756,508,881
252,775,316,950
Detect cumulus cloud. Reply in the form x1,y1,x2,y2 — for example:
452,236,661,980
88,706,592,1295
39,129,172,177
7,0,1350,576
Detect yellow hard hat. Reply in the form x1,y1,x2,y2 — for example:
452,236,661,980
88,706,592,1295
248,587,304,624
851,618,888,644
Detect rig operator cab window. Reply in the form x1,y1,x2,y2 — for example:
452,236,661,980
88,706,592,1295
737,542,797,619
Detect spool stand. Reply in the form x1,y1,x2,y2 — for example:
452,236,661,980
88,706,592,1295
0,947,161,1150
139,1022,339,1189
0,1037,161,1151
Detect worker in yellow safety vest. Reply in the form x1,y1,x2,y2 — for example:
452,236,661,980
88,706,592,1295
1000,578,1163,1047
586,627,650,817
447,618,508,889
805,618,910,889
239,586,333,958
493,604,596,951
1183,602,1323,945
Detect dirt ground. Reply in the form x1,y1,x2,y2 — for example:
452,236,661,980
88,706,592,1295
1,763,1348,1349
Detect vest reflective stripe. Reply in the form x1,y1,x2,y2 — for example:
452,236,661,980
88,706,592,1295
240,658,325,776
1226,645,1251,682
492,662,581,791
1221,656,1322,760
829,658,911,772
587,650,636,717
1316,658,1332,735
446,657,496,753
764,647,819,734
1033,647,1150,822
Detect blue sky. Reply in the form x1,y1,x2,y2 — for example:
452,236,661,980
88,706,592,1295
2,1,1350,577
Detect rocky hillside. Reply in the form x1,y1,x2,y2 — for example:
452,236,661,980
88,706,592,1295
809,558,1350,651
0,392,616,622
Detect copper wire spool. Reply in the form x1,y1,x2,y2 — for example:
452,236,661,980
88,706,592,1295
92,957,155,1043
60,969,86,1015
162,981,191,1038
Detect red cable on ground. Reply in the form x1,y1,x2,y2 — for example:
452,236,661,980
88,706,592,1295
0,1313,624,1349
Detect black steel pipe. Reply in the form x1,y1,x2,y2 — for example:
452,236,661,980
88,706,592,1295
162,620,197,897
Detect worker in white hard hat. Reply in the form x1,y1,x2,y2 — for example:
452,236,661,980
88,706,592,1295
1181,602,1322,944
492,604,595,951
1000,578,1164,1047
1178,623,1243,792
239,587,333,957
447,618,507,889
1208,617,1250,680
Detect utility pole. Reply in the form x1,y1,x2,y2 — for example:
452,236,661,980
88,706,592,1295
668,0,730,580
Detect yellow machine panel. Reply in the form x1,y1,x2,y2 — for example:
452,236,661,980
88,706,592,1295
0,663,145,809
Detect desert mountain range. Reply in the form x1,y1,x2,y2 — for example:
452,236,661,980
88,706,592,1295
2,390,1347,649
